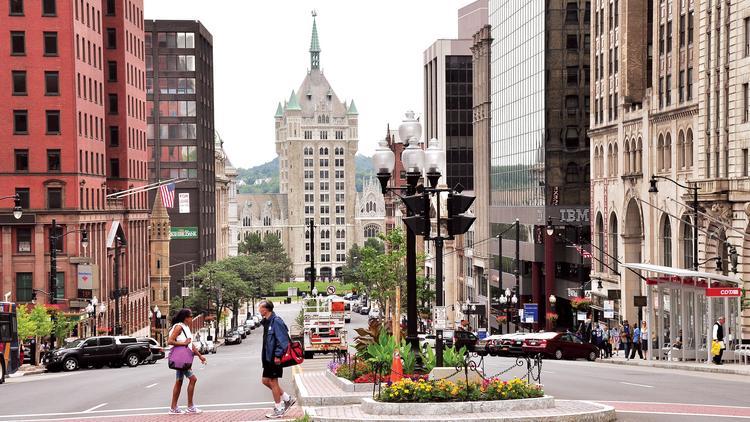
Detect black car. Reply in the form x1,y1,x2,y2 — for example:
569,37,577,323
237,326,248,339
44,336,152,372
453,330,482,354
137,337,165,364
225,331,242,345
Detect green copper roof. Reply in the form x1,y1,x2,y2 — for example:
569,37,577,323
275,102,283,117
310,12,321,69
287,90,301,111
347,100,358,115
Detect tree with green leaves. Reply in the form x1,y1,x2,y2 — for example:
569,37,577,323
358,229,408,321
17,305,54,365
238,232,263,255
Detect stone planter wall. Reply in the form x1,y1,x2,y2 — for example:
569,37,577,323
325,368,376,393
360,396,555,416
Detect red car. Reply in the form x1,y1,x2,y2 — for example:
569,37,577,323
522,332,599,361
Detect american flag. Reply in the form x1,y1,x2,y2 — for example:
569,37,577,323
159,182,175,208
576,245,592,259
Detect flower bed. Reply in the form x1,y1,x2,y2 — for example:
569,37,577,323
378,377,544,403
328,359,427,384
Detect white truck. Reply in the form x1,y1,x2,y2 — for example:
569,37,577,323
302,297,348,359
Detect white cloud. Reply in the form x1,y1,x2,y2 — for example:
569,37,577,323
146,0,469,168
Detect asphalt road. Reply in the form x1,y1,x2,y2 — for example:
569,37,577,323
3,302,750,421
0,301,301,421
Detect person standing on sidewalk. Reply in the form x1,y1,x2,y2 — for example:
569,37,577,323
622,321,631,359
167,309,206,415
713,316,726,365
629,322,644,359
259,300,296,418
641,321,649,360
610,324,620,357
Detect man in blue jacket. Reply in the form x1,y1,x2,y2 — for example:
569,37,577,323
259,300,295,418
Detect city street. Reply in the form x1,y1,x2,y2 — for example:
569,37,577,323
0,302,302,421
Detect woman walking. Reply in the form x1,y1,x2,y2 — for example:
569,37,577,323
610,324,620,357
641,320,649,360
167,309,207,415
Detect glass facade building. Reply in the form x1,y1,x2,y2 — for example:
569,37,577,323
446,55,474,191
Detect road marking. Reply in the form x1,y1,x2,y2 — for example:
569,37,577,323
83,403,107,413
619,381,654,388
145,383,158,389
0,401,275,419
617,410,750,419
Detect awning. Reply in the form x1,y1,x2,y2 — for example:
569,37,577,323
623,263,742,286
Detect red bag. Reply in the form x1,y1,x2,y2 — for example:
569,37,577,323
279,340,304,367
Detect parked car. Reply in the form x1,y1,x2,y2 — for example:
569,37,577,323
136,337,165,364
485,334,516,356
43,336,151,372
451,330,484,355
475,335,506,356
522,332,599,361
359,306,370,315
368,307,381,319
236,326,247,339
224,331,242,345
351,301,361,313
418,334,437,351
245,318,257,330
495,333,532,356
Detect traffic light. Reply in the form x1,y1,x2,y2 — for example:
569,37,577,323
401,194,430,236
447,192,475,236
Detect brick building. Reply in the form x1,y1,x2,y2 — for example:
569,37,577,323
0,0,150,337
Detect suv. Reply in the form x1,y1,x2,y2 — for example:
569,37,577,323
43,336,151,372
136,337,165,364
452,330,480,354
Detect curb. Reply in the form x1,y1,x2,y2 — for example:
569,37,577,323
601,358,750,376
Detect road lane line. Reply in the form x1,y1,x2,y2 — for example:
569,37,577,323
617,410,750,419
145,383,158,389
619,381,654,388
83,403,107,413
0,402,276,419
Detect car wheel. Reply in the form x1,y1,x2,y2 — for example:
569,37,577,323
0,360,5,384
126,353,140,367
554,349,563,360
63,357,79,372
587,351,597,361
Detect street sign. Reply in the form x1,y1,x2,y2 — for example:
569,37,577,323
567,288,580,298
607,290,621,300
434,306,446,330
577,311,587,321
633,295,647,307
523,303,538,323
326,285,336,295
603,300,614,319
181,287,190,297
706,287,742,297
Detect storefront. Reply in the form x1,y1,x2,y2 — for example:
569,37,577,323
623,263,742,362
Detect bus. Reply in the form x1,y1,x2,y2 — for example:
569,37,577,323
0,302,20,383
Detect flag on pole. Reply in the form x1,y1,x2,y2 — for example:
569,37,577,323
575,245,592,259
159,182,175,208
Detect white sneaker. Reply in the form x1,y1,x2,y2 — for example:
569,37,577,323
266,407,285,419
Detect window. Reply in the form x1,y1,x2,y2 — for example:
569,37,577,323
688,11,694,45
43,32,58,56
12,70,26,95
42,0,56,16
662,216,672,267
45,71,59,95
13,110,28,134
106,0,115,15
16,273,32,302
682,216,694,269
679,70,685,103
744,83,749,123
743,149,748,177
658,77,664,108
687,68,693,100
16,228,31,253
109,126,119,146
47,187,62,209
108,94,118,114
566,66,578,86
107,61,117,81
46,110,60,134
566,34,578,50
52,273,64,300
565,2,578,24
47,149,61,171
10,0,23,15
665,74,671,106
679,14,685,46
659,24,664,55
666,21,672,53
609,216,619,273
14,149,28,171
745,18,750,57
10,31,25,55
15,188,29,208
565,95,579,116
106,28,116,48
109,159,119,177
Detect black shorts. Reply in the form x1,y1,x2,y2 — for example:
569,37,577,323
262,361,283,379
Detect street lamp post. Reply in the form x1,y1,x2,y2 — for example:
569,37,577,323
112,235,126,335
496,220,519,333
85,297,99,337
0,194,23,219
47,220,88,345
308,219,316,294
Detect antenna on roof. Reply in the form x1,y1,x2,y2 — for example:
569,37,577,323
312,9,317,17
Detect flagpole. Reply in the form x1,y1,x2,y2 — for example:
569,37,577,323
107,178,186,199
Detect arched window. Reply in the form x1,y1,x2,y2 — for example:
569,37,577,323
364,224,380,238
636,137,643,173
613,143,618,176
596,213,604,272
661,215,672,267
657,134,665,171
685,129,693,168
607,144,613,176
263,216,271,226
665,132,672,170
609,213,619,273
682,215,694,269
319,147,325,155
677,130,685,168
623,139,631,174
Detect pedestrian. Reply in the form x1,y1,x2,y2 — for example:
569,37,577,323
610,325,620,357
167,309,207,415
629,322,644,359
622,321,631,359
602,324,611,358
641,320,649,360
259,300,296,419
712,316,726,365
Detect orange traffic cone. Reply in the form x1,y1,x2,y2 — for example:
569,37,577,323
391,350,403,383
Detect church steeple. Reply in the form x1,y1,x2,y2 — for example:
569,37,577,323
310,10,321,70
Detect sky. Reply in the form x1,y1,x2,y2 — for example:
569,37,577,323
146,0,471,168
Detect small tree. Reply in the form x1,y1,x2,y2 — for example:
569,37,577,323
28,305,53,365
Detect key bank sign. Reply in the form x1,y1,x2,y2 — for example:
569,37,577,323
171,227,198,239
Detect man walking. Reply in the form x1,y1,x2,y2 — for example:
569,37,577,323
629,322,644,359
713,316,726,365
259,300,296,418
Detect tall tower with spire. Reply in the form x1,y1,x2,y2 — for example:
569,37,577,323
310,10,321,70
149,189,171,331
272,12,359,281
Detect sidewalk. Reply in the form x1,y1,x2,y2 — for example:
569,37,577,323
600,353,750,375
25,408,304,421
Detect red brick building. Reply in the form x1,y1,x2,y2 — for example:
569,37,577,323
0,0,149,337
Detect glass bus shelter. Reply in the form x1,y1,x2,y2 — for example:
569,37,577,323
622,263,742,362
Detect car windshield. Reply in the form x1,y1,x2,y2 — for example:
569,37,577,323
63,339,84,348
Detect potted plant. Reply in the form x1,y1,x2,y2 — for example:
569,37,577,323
546,312,558,323
570,297,592,312
495,315,507,324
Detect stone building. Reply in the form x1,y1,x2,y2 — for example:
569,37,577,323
354,177,386,247
214,132,237,260
589,0,750,339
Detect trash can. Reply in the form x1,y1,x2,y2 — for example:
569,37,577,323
286,297,292,304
